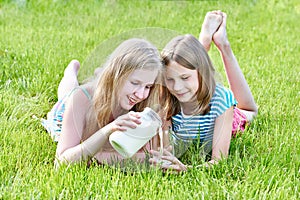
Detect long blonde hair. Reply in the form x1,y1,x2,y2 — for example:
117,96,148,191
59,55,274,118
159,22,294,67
86,38,162,134
161,34,216,119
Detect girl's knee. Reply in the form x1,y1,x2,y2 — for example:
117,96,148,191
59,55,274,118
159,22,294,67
239,109,257,122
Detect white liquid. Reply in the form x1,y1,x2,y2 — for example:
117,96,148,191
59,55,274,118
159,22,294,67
158,127,172,165
124,120,158,139
159,127,163,156
109,107,162,158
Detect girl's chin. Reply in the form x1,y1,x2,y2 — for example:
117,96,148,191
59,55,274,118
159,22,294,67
178,98,194,104
121,99,140,110
176,93,196,102
121,104,134,111
176,96,189,102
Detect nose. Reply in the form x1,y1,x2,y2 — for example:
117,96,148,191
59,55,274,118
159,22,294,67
134,87,146,100
173,80,183,91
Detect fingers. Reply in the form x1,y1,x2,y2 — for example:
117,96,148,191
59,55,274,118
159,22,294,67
166,145,173,153
127,110,141,118
112,111,142,131
127,111,142,125
149,155,173,168
149,148,187,172
149,146,172,157
163,146,173,156
161,156,187,172
149,157,187,173
160,154,181,165
162,164,187,172
149,149,161,157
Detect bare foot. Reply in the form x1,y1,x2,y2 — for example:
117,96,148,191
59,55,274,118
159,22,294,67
64,60,80,77
199,11,223,51
212,12,230,50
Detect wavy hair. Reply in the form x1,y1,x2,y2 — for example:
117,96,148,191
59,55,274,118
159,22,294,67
85,38,162,134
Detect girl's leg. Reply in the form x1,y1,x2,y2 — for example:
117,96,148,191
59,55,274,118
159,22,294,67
199,11,258,121
212,12,258,121
199,11,222,52
57,60,80,100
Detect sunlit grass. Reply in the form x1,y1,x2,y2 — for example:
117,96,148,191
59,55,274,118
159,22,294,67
0,0,299,199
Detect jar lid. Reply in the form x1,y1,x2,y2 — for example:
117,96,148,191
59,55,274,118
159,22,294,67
143,107,162,125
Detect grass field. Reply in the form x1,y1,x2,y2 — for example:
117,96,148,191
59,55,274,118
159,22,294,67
1,0,299,199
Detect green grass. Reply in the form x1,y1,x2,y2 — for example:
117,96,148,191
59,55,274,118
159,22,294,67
1,0,299,199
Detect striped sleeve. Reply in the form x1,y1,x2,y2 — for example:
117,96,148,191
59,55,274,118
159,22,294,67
210,85,237,117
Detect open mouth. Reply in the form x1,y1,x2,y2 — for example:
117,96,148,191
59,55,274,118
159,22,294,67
128,96,138,105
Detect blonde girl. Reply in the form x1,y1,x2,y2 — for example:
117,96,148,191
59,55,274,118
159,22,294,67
42,38,163,167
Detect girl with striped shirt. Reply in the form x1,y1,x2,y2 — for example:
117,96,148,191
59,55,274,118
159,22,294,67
150,11,258,172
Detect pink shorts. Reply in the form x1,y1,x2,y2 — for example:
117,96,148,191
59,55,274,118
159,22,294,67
232,108,248,136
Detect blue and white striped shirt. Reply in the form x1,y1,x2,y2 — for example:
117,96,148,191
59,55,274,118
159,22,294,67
171,84,237,156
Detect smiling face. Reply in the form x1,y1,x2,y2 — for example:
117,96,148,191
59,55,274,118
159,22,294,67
117,68,158,112
165,61,199,104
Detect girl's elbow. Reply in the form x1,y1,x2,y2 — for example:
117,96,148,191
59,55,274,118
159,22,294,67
54,153,68,167
54,151,78,166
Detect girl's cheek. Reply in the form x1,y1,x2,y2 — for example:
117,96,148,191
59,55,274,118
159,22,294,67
144,90,151,99
165,81,173,90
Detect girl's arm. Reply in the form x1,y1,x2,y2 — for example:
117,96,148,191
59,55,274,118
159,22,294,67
210,106,234,163
55,89,108,165
149,109,234,172
149,146,188,173
55,89,141,165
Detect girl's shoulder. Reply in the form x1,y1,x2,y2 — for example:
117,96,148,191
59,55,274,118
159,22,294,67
210,84,237,108
213,84,234,100
64,86,93,115
69,85,93,101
